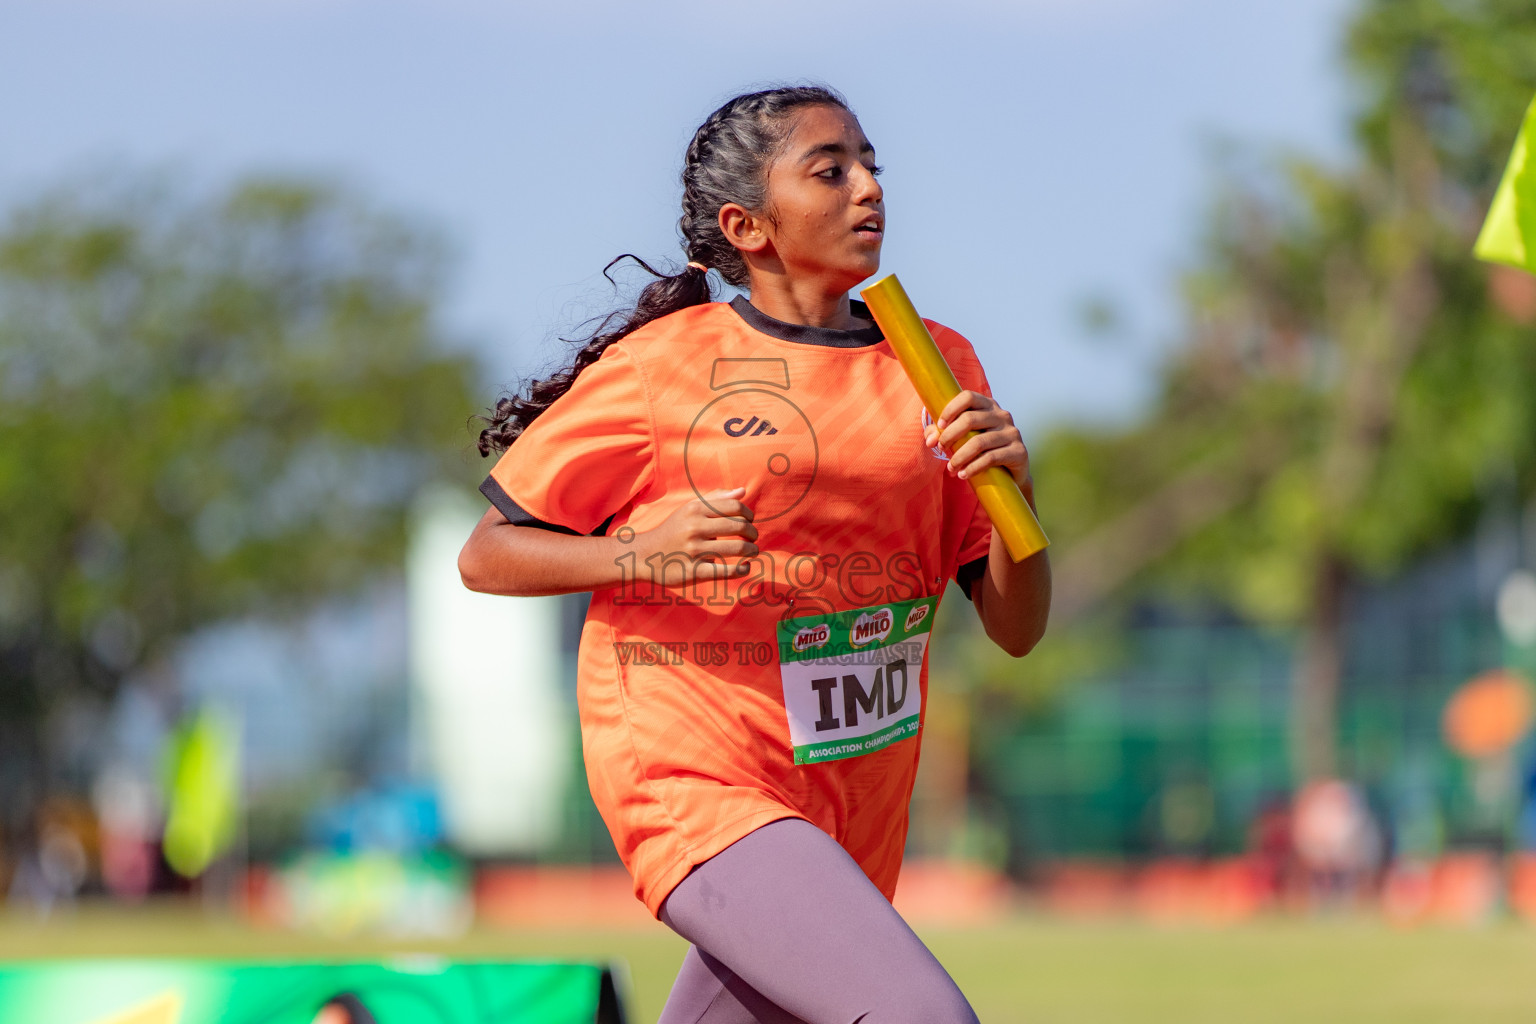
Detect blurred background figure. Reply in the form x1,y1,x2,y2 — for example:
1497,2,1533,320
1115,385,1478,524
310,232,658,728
311,993,377,1024
1246,795,1296,908
93,766,159,903
1292,779,1381,910
5,798,92,916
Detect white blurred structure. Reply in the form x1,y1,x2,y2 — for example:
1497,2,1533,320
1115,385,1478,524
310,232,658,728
407,486,573,856
1497,569,1536,647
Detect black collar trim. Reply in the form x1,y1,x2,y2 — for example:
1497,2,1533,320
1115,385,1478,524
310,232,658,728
729,295,885,348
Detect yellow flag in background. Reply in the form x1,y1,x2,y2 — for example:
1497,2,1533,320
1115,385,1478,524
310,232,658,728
1476,94,1536,273
162,708,240,879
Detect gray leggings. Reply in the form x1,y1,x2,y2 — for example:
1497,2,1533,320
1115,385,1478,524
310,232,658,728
655,818,979,1024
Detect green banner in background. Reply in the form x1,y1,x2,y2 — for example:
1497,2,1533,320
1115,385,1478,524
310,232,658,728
0,960,625,1024
1476,93,1536,273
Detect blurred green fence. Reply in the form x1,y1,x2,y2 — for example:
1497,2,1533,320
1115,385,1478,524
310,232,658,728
977,608,1528,866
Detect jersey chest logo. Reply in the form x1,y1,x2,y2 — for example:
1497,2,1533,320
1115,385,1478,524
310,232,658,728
684,358,818,523
723,415,779,437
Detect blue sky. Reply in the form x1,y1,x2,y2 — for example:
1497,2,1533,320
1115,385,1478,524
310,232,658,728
1,0,1353,436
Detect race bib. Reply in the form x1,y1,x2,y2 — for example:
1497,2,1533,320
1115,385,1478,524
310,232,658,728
777,596,936,765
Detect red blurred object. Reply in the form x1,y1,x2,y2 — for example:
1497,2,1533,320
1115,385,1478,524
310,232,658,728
1247,800,1296,905
1381,860,1434,927
1203,858,1269,921
1131,858,1265,923
242,865,282,926
1039,861,1128,918
1038,858,1266,922
1132,859,1205,920
892,860,1014,925
1428,853,1501,924
475,865,655,929
1509,853,1536,922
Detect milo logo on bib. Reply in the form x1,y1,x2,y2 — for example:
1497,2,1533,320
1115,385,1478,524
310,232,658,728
793,623,830,653
777,595,937,765
850,607,893,648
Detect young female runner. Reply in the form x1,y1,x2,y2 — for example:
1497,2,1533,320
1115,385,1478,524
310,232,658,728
459,85,1051,1024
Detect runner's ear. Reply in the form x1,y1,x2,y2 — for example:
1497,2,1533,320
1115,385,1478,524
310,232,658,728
719,202,770,255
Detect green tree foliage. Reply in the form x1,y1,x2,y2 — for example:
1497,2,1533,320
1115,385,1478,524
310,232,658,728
0,176,478,756
1029,0,1536,780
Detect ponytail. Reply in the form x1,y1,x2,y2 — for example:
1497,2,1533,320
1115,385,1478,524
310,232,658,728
475,255,709,455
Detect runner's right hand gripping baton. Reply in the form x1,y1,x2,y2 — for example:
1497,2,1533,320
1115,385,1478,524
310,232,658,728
860,274,1050,563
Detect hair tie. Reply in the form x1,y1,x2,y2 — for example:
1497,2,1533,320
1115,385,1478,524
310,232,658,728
687,261,708,273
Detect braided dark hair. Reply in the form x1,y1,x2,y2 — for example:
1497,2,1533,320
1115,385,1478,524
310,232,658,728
476,85,850,456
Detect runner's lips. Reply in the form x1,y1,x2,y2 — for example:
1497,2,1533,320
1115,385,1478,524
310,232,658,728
853,217,884,237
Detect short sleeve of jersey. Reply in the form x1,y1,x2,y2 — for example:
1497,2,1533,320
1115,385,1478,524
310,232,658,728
932,323,997,598
479,342,656,536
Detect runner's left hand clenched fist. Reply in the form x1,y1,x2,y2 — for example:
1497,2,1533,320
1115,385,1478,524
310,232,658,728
922,390,1034,499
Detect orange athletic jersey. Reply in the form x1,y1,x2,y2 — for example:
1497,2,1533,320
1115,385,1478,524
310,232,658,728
480,297,996,916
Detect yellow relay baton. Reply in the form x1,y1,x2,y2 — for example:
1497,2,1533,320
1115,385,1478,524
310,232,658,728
860,274,1049,563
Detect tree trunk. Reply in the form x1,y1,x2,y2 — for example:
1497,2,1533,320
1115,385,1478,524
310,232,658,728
1291,552,1348,783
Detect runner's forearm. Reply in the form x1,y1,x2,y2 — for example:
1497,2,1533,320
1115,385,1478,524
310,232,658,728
975,525,1052,658
458,506,630,596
